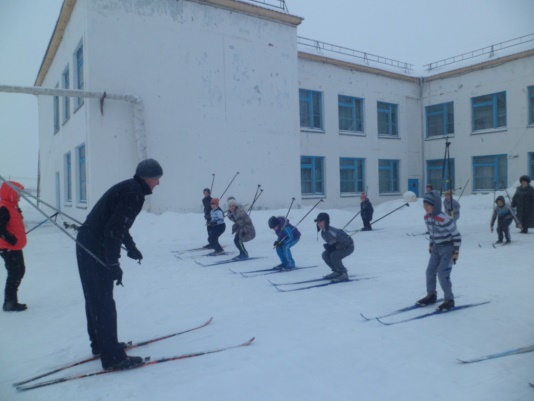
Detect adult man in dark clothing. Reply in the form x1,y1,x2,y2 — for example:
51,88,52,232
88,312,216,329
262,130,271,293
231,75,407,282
76,159,162,370
511,175,534,233
202,188,213,248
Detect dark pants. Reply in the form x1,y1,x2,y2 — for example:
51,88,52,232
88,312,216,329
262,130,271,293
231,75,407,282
1,249,26,305
322,246,354,274
234,234,248,257
497,219,512,242
76,229,126,369
362,218,372,231
208,224,226,252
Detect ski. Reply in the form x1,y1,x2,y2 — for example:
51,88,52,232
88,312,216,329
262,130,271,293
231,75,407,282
492,241,511,248
171,245,227,254
16,337,255,391
174,251,234,261
273,277,372,292
376,302,491,325
406,232,427,237
13,317,213,387
269,274,357,286
359,299,445,320
238,265,318,278
457,344,534,364
195,256,267,267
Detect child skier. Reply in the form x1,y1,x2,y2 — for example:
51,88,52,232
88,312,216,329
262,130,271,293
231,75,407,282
416,191,461,311
227,197,256,260
207,198,226,255
360,192,374,231
315,212,353,282
490,195,521,244
268,216,301,270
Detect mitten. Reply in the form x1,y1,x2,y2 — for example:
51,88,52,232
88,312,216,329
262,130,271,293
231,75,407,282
107,264,123,286
127,246,143,261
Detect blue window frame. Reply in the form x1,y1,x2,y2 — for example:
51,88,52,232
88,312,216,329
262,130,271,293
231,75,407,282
472,154,507,191
301,156,324,195
426,102,454,138
75,43,84,108
472,92,506,131
77,144,87,203
529,152,534,178
299,89,323,130
426,159,455,192
379,159,400,193
340,158,365,194
53,83,60,134
62,66,70,123
64,152,72,202
338,95,364,133
529,86,534,125
377,102,398,137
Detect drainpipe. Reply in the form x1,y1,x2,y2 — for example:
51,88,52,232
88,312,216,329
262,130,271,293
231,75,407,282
419,77,425,196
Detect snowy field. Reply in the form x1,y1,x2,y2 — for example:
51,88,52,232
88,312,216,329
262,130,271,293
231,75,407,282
1,190,533,401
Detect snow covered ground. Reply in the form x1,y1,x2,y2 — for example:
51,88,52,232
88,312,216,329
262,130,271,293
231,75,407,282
1,190,533,400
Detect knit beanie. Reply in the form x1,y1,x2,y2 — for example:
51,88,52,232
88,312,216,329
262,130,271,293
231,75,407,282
423,192,435,206
135,159,163,178
268,216,279,229
520,175,531,184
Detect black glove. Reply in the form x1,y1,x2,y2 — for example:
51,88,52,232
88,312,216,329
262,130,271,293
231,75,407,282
127,246,143,262
323,243,336,252
232,223,238,234
107,264,123,286
1,232,18,246
273,240,284,248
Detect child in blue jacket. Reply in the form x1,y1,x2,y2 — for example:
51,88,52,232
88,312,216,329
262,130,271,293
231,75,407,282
268,216,300,270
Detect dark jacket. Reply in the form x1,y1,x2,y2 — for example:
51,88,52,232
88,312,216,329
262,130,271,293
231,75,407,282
360,199,374,221
202,195,212,221
273,217,301,242
321,225,354,249
511,184,534,228
79,175,151,265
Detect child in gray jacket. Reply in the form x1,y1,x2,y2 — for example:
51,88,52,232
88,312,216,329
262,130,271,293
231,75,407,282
490,196,521,244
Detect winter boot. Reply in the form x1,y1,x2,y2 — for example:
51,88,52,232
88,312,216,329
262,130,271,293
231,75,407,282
92,341,129,357
330,272,349,282
323,271,341,279
3,301,27,312
416,292,437,306
436,299,455,312
106,356,145,371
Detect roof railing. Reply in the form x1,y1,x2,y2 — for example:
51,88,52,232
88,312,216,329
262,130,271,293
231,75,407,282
297,36,413,74
424,33,534,71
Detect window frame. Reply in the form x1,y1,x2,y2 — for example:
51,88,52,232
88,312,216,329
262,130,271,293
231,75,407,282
338,95,364,134
339,157,365,194
426,159,455,192
471,91,506,132
76,144,87,205
62,65,70,124
377,101,399,137
299,89,323,131
301,156,325,196
64,152,72,203
425,102,454,138
74,41,84,110
378,159,400,194
528,86,534,126
53,82,60,134
472,154,507,192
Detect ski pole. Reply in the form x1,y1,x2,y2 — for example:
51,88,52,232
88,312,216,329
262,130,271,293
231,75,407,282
272,197,298,248
284,197,296,220
25,212,58,235
20,188,83,226
457,178,469,202
247,185,261,213
210,174,215,193
0,177,107,268
247,188,263,215
275,199,323,248
342,211,361,230
350,203,409,236
219,171,239,200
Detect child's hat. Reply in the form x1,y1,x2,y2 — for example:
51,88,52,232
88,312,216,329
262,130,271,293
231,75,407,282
495,195,505,204
211,197,219,205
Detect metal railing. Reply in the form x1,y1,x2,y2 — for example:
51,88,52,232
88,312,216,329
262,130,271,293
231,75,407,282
424,33,534,71
244,0,287,11
297,36,413,74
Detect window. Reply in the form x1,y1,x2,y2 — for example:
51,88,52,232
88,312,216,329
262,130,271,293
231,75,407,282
301,156,324,195
76,144,87,203
472,155,507,191
472,92,506,131
426,159,455,191
426,102,454,138
53,83,60,134
340,158,365,194
64,152,72,202
379,159,400,193
377,102,398,137
299,89,323,130
62,66,70,123
338,95,363,133
74,42,84,109
529,153,534,178
529,86,534,126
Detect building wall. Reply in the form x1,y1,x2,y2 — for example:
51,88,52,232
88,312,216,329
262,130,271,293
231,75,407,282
422,54,534,194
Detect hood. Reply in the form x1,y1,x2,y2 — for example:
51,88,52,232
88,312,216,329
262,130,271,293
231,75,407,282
423,190,442,216
0,181,24,204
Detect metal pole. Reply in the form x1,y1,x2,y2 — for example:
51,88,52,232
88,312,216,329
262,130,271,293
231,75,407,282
219,171,239,200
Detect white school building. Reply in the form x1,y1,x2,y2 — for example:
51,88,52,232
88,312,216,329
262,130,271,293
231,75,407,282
32,0,534,220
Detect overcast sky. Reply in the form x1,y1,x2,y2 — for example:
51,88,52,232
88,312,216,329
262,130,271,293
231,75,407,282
1,0,533,186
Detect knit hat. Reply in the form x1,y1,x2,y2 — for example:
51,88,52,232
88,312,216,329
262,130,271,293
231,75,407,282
314,212,330,224
268,216,279,229
227,197,237,207
211,197,219,206
423,193,435,206
519,175,531,184
495,195,505,204
135,159,163,178
203,188,211,194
